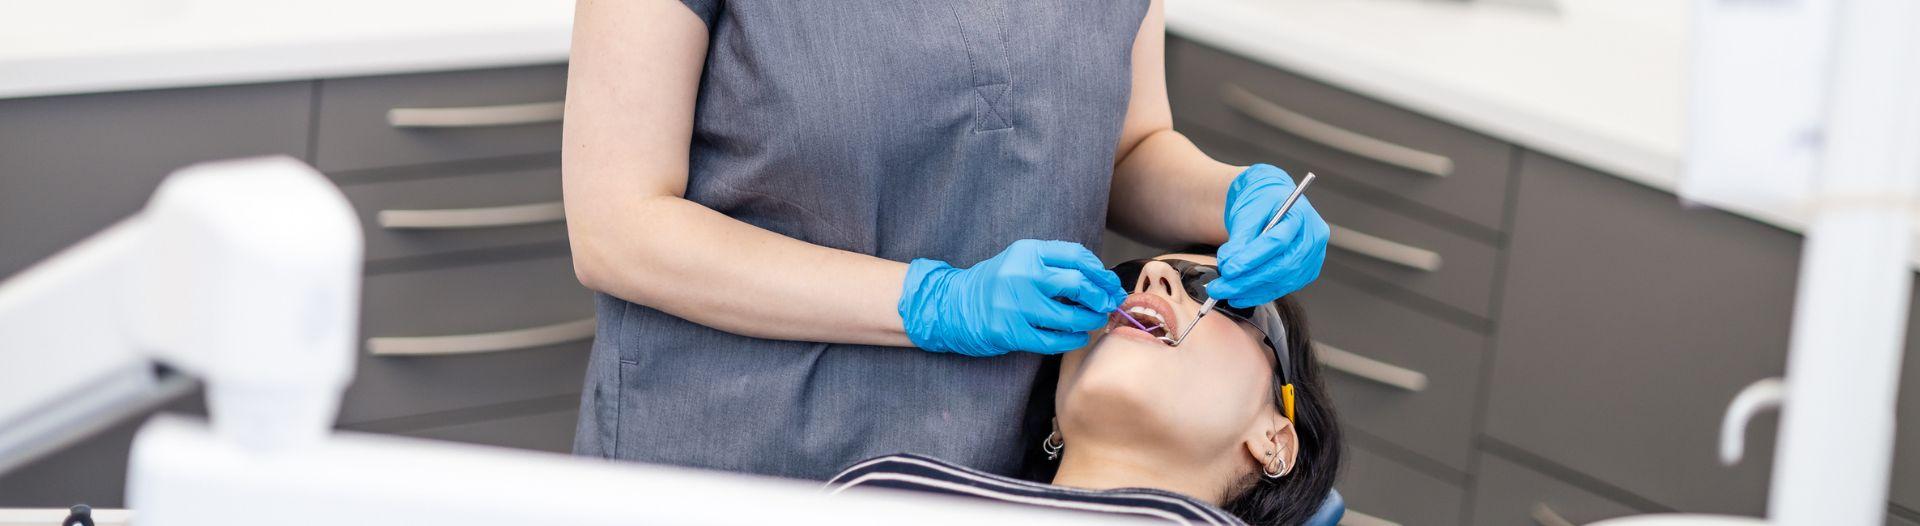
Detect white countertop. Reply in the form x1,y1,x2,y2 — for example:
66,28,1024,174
1169,0,1920,265
0,0,573,100
1168,0,1690,209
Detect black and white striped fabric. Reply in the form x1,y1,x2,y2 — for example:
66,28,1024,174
824,454,1246,526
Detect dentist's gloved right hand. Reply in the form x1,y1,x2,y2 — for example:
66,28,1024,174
899,239,1127,357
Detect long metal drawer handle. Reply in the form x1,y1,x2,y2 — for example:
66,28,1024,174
1314,342,1429,392
1329,224,1444,272
1339,508,1401,526
378,201,565,230
368,317,594,356
387,100,564,128
1221,84,1454,177
1530,503,1576,526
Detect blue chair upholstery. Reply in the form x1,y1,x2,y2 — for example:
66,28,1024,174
1306,489,1345,526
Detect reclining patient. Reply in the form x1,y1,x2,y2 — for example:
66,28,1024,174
827,254,1342,526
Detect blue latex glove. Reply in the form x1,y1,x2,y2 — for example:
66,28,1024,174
1209,164,1330,308
899,239,1127,357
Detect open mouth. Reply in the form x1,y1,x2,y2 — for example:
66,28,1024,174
1112,293,1179,340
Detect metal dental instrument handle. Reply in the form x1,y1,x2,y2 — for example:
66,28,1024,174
1163,172,1318,346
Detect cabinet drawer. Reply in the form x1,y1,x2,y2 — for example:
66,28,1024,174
1294,277,1485,472
1486,152,1798,514
1338,444,1466,526
1185,124,1499,320
1313,185,1498,320
400,406,579,454
0,82,311,280
340,255,594,424
1469,453,1644,525
339,164,566,262
315,65,566,172
1168,38,1514,233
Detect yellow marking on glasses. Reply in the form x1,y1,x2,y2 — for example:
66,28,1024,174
1281,384,1297,422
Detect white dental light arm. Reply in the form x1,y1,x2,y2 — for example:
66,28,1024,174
0,156,362,471
1,157,1133,526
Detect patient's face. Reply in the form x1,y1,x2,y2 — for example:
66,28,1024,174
1055,254,1279,462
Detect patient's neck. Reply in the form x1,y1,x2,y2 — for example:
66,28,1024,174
1051,442,1223,504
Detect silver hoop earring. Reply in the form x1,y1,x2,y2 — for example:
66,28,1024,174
1042,431,1064,461
1263,448,1287,479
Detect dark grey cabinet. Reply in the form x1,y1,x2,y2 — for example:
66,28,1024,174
1338,444,1468,526
0,63,584,508
337,164,567,262
1468,452,1644,525
1185,122,1504,322
1166,34,1920,524
1294,274,1486,473
1485,152,1800,514
1167,38,1516,235
0,83,307,507
344,255,593,425
1310,185,1502,321
314,65,566,172
0,82,312,280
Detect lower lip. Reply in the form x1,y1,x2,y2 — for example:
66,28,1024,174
1109,326,1167,344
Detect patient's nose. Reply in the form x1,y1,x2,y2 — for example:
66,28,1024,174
1135,261,1191,303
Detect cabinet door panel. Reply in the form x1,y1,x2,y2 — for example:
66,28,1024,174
1486,152,1799,514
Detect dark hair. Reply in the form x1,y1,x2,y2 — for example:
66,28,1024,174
1220,294,1343,526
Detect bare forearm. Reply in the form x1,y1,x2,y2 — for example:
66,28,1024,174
570,195,912,347
563,0,914,349
1108,128,1242,248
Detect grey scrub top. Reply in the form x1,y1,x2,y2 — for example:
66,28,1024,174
574,0,1152,480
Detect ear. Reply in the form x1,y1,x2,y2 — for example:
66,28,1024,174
1241,413,1300,476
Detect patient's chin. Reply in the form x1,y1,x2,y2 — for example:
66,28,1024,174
1060,392,1170,446
1059,358,1179,444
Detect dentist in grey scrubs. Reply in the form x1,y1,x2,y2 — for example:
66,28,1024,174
562,0,1330,479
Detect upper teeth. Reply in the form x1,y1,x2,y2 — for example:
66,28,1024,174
1127,306,1166,326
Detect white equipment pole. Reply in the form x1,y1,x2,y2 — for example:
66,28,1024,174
1769,0,1920,522
1596,0,1920,525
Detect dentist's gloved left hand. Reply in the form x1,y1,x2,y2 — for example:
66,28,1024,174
898,239,1127,357
1209,164,1331,308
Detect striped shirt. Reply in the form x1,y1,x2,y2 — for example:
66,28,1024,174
824,454,1246,526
